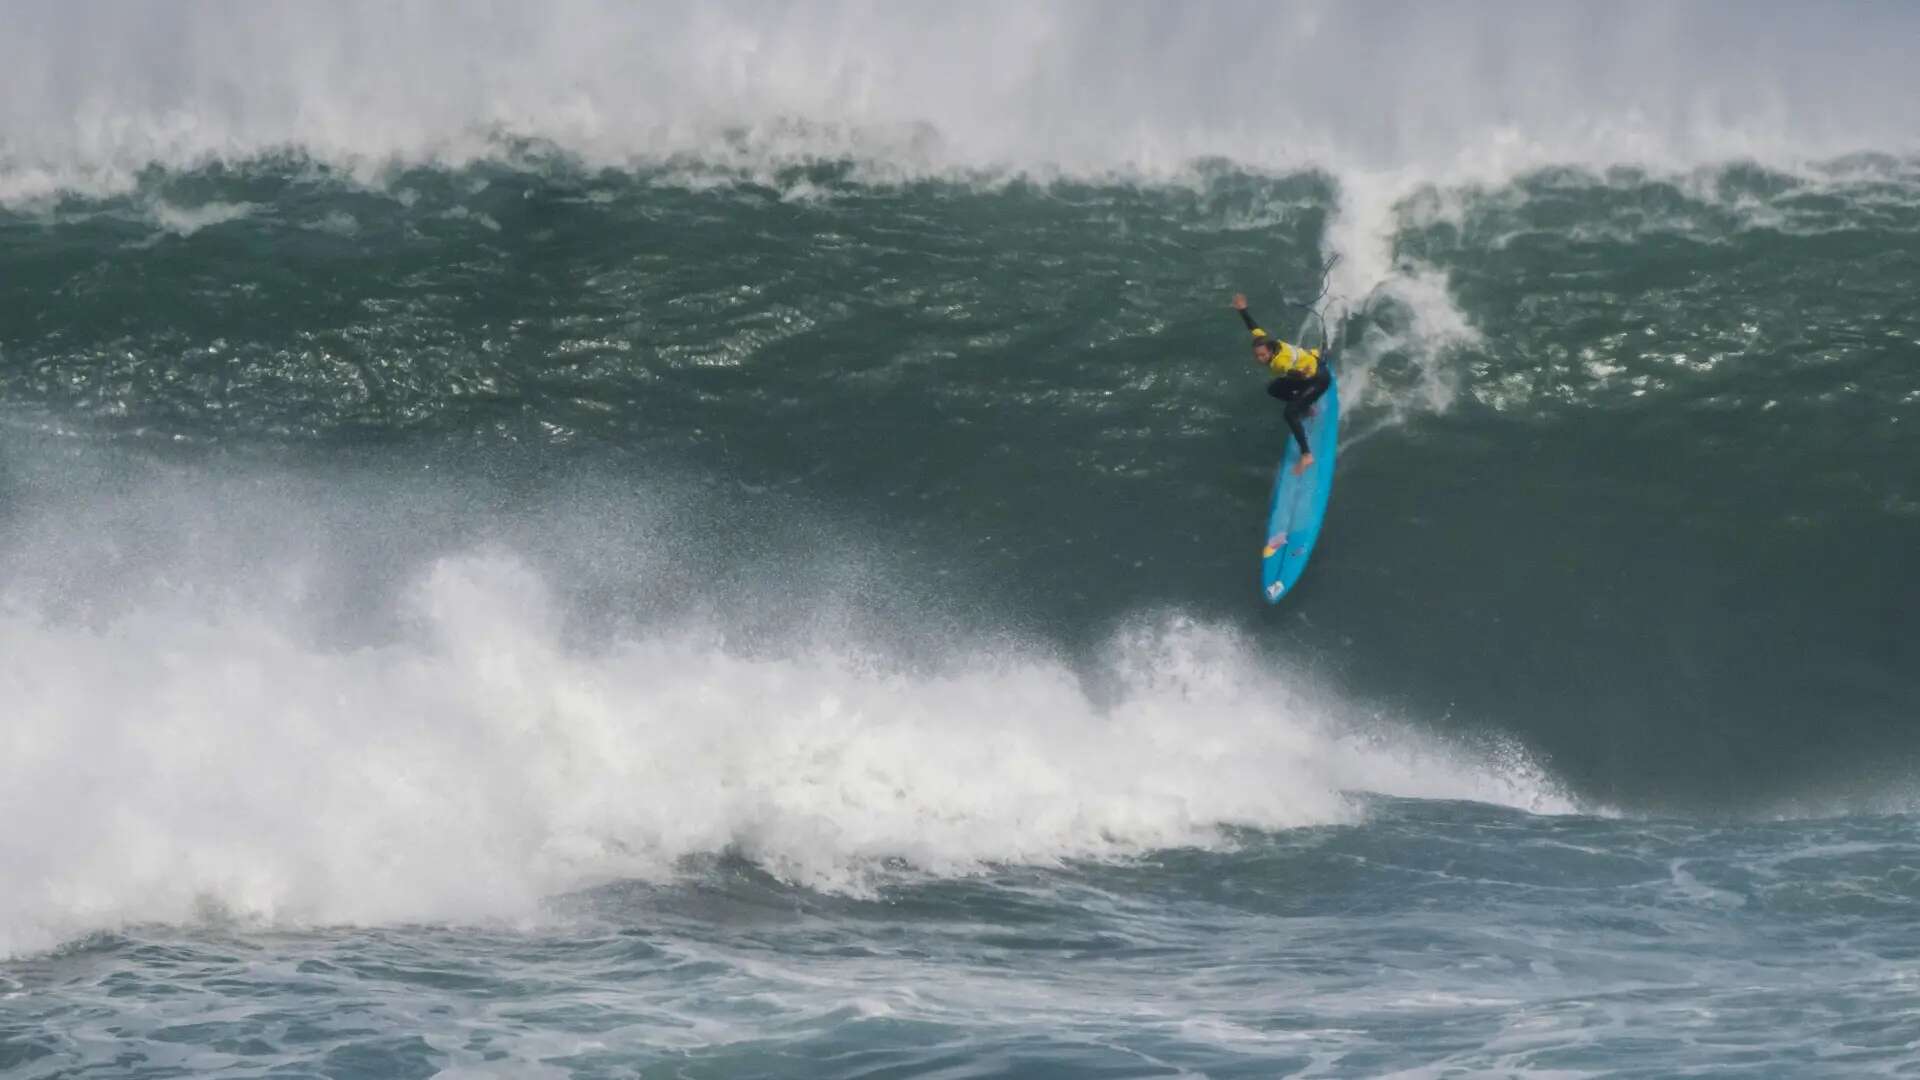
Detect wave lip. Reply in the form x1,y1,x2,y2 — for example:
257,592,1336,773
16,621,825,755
7,2,1920,205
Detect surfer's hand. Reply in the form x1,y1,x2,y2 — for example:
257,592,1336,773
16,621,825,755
1294,452,1314,477
1231,293,1248,311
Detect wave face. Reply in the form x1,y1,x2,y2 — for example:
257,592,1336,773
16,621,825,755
6,160,1916,834
3,5,1920,1072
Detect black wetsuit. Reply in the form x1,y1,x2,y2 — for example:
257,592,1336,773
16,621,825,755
1240,307,1332,456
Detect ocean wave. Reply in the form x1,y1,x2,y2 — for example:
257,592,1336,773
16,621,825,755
0,531,1574,958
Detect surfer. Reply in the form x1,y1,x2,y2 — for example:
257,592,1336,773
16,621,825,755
1233,293,1330,477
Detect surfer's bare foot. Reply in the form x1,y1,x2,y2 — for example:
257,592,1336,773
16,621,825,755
1294,452,1314,477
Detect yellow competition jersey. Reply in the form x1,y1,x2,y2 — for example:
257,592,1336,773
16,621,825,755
1251,328,1320,379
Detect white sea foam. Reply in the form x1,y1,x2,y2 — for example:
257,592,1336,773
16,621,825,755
0,497,1574,959
145,199,256,238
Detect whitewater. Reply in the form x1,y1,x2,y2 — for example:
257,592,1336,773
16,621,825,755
4,2,1920,1076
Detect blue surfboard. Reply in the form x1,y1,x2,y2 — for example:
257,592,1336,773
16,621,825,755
1260,372,1339,603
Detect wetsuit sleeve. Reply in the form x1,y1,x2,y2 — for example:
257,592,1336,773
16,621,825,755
1238,307,1270,342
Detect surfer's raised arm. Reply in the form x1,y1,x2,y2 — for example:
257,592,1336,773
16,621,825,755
1231,293,1270,347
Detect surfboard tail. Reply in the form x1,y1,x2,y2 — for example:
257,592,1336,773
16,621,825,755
1258,376,1339,603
